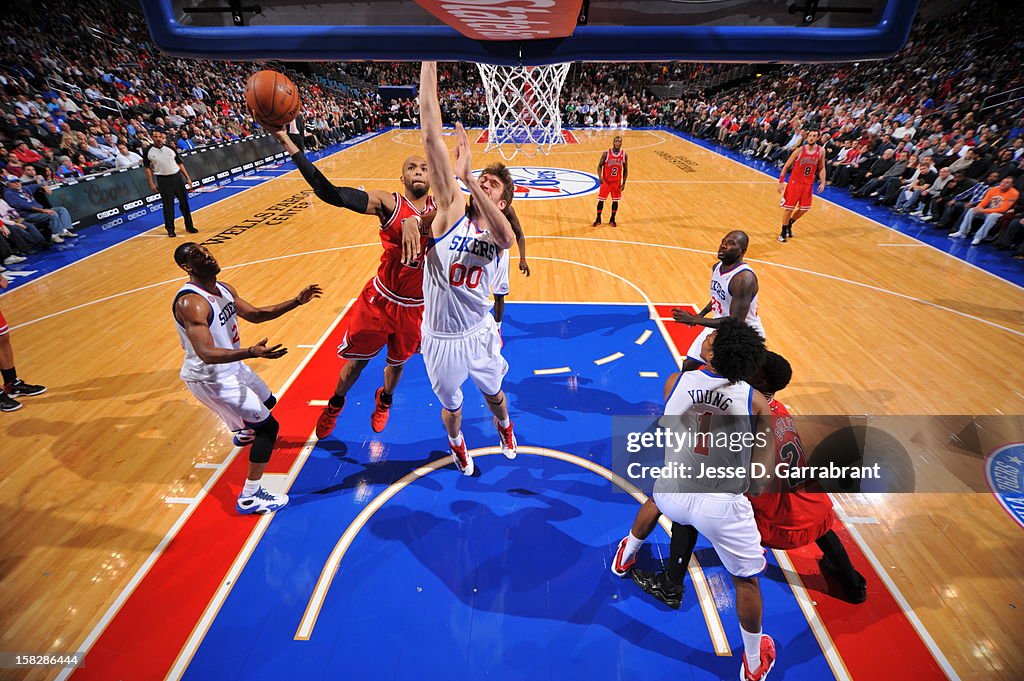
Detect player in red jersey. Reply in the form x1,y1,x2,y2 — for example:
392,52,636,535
594,135,628,227
0,274,47,412
271,129,433,438
777,128,826,242
628,351,868,609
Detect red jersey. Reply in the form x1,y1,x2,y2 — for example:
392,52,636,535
602,149,626,185
747,399,835,550
789,144,822,184
373,192,435,304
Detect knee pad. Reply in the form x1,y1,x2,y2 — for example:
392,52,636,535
246,414,280,464
484,391,505,407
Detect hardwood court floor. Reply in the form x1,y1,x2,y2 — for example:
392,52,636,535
1,129,1021,680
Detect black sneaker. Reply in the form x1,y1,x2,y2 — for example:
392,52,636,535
820,554,868,604
592,218,602,226
631,569,683,609
0,392,22,412
185,226,199,234
786,224,794,239
609,218,617,227
4,379,47,397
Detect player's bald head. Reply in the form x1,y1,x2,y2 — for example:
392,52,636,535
727,230,749,251
403,155,427,169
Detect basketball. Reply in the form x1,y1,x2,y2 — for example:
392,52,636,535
245,70,301,128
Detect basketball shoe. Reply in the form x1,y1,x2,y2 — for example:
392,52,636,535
232,428,256,447
610,536,638,576
316,402,343,439
236,487,289,515
4,379,47,397
631,569,683,609
741,635,776,681
0,392,22,412
451,436,474,476
370,387,391,433
495,418,517,459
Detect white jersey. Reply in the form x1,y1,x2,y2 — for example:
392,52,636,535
657,369,755,495
423,213,504,335
709,261,763,337
174,281,242,383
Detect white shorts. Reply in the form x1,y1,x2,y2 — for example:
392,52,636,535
421,316,509,411
185,364,273,433
685,322,766,364
492,252,509,296
653,491,766,578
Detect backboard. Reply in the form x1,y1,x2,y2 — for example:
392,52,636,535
140,0,921,65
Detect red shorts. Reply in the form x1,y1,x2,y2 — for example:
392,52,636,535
0,308,8,336
781,181,814,210
598,181,623,201
337,281,423,366
750,492,835,550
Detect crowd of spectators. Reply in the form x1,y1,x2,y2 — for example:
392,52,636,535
2,0,1022,266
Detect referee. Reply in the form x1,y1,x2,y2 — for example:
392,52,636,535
144,131,197,238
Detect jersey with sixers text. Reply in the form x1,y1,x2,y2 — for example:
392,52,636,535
374,192,436,303
790,144,822,184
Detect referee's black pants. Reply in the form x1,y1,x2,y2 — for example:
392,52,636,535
157,172,195,236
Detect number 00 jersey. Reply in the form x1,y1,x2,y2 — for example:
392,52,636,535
173,281,242,383
423,213,504,336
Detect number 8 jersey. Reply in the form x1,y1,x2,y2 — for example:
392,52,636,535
423,213,505,335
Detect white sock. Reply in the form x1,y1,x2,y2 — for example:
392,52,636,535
496,321,502,331
623,531,644,562
242,478,260,497
497,417,510,428
741,626,763,673
449,432,464,447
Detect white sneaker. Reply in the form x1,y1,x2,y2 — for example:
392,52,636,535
236,487,289,514
451,437,475,476
51,234,64,244
3,255,26,265
910,210,924,216
948,232,966,239
495,418,518,460
61,231,79,239
611,536,638,577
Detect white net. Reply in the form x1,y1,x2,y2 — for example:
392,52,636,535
476,62,572,161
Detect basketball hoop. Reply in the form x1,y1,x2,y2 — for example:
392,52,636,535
476,62,571,161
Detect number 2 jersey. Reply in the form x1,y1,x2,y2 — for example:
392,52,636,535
173,281,241,383
602,148,625,185
423,212,504,335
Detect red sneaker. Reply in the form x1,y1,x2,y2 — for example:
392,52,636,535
742,635,776,681
611,536,637,577
495,418,517,459
451,437,474,476
315,403,342,439
370,387,391,433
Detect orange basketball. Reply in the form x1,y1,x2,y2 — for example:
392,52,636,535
245,70,301,128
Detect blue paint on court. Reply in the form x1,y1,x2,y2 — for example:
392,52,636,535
662,128,1024,289
183,303,835,681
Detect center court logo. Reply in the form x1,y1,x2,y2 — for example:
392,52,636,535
987,443,1024,529
460,167,599,201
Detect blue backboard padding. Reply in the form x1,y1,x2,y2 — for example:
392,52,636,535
139,0,919,64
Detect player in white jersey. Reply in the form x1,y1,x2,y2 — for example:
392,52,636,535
415,61,518,475
612,319,778,681
172,243,322,514
673,230,764,372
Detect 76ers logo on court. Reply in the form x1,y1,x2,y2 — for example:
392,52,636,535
987,443,1024,530
461,167,599,200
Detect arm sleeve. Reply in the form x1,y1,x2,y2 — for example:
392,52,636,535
290,151,369,212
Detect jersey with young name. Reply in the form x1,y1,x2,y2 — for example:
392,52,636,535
423,213,504,335
173,281,241,382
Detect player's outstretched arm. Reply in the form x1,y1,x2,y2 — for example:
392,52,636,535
420,62,461,220
454,123,514,249
269,129,394,217
175,295,287,363
224,282,322,324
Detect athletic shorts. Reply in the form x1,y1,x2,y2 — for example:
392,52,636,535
492,252,510,296
338,280,424,366
0,308,7,336
751,493,836,550
421,315,508,411
653,491,766,578
685,322,766,364
185,364,273,434
598,181,623,202
781,181,814,211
